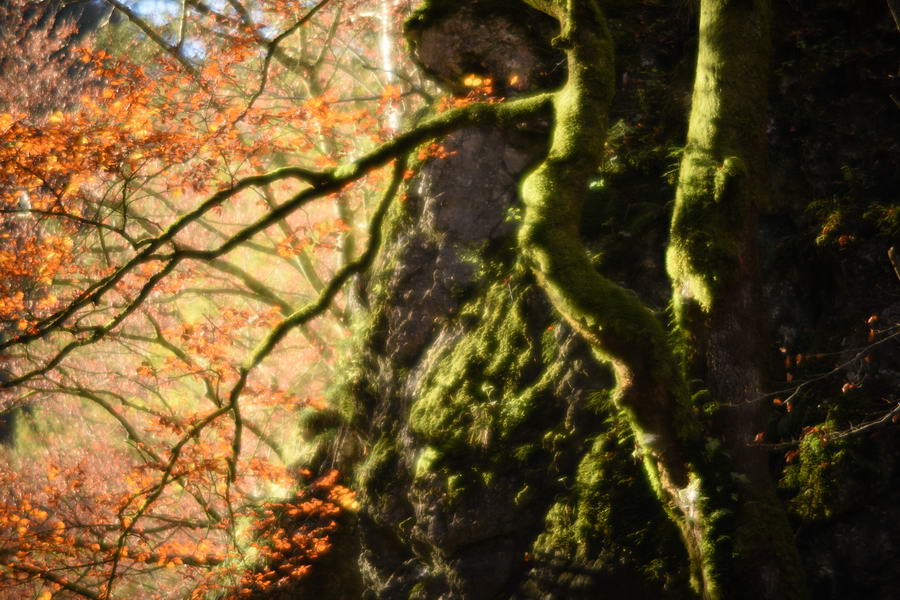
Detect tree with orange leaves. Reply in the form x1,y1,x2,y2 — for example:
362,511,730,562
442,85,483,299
0,1,420,597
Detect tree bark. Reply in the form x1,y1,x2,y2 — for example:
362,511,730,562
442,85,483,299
519,0,807,598
668,1,808,597
314,1,816,598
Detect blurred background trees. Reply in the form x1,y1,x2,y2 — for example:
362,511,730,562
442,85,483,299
0,1,423,597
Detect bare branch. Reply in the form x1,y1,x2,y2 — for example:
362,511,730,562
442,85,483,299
232,0,334,124
2,166,326,352
757,325,900,409
102,0,207,86
7,563,100,600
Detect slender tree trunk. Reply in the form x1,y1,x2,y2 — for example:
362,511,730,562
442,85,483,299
668,1,808,597
379,0,400,133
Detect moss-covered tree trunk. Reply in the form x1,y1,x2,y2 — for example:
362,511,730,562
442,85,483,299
666,1,808,598
518,0,807,598
305,0,825,598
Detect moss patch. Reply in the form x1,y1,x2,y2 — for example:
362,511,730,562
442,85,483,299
527,410,693,598
408,263,566,472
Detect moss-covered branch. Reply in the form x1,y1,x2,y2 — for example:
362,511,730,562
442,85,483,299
510,0,717,597
517,0,694,500
0,93,551,389
514,0,715,587
223,155,409,483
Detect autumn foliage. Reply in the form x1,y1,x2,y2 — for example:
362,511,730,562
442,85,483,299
0,0,420,597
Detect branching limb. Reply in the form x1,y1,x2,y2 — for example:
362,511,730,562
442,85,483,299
103,401,234,596
1,94,551,388
101,154,409,597
7,563,100,600
101,0,207,87
2,167,324,351
231,0,334,124
256,185,348,326
763,402,900,451
137,314,290,460
45,373,225,522
206,258,294,314
517,0,692,482
1,260,180,388
0,209,139,248
223,154,409,481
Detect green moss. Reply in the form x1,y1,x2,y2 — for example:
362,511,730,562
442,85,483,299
713,157,747,202
779,430,851,521
414,446,442,479
403,0,449,34
356,436,401,493
406,287,571,495
408,267,547,456
402,255,595,510
407,582,428,600
515,2,708,478
530,414,693,597
667,154,751,313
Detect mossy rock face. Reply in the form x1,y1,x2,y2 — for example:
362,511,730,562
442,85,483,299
296,0,900,597
329,8,692,590
304,3,697,597
349,184,689,597
340,118,549,597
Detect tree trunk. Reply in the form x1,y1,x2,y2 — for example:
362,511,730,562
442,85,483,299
515,0,806,597
302,0,900,598
667,1,807,598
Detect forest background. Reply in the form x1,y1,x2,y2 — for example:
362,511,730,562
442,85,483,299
0,0,897,599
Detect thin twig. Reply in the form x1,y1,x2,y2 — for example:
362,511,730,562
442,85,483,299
232,0,334,125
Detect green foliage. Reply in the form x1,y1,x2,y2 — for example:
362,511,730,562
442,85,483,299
779,428,850,521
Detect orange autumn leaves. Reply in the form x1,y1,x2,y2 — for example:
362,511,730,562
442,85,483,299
0,462,353,600
0,1,421,598
216,471,355,599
